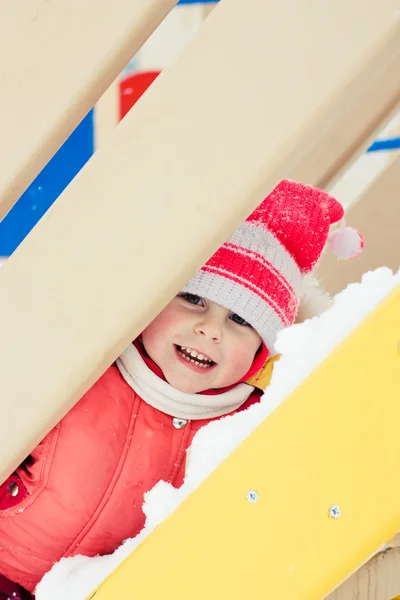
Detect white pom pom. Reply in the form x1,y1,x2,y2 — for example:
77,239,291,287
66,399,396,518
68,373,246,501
327,227,364,260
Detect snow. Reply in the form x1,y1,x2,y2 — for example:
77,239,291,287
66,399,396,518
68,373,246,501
35,266,400,600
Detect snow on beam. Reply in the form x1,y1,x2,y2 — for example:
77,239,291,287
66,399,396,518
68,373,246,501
0,0,398,484
0,0,178,220
90,285,400,599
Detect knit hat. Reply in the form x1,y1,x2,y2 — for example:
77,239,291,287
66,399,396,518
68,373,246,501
182,179,363,354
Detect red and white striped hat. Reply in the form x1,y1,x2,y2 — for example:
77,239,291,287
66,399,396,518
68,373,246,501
182,179,363,354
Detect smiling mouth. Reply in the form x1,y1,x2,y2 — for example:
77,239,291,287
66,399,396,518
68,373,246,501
175,345,216,369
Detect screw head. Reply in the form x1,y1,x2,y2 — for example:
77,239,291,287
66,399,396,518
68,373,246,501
246,490,258,503
329,504,341,519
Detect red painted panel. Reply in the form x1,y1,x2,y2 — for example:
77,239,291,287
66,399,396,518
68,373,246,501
119,71,161,121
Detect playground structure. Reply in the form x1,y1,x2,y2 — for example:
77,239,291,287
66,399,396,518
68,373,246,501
0,0,399,597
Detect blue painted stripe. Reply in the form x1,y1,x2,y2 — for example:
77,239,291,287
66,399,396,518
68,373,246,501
0,110,94,256
367,137,400,152
178,0,218,4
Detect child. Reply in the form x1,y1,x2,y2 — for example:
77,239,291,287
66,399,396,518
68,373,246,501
0,180,362,599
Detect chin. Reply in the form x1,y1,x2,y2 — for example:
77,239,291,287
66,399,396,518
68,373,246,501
172,381,204,394
164,374,205,394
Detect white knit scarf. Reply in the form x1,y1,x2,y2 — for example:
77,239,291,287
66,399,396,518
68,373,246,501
116,343,254,420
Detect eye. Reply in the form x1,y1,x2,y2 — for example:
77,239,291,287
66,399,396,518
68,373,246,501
180,293,204,306
230,313,251,326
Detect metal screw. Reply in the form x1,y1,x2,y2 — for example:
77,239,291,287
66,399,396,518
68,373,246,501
329,504,341,519
246,490,258,503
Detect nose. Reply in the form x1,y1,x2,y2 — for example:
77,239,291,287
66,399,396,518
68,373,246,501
194,317,222,342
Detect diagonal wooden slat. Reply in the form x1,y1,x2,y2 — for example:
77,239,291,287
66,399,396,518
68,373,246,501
327,546,400,599
0,0,178,219
318,155,400,294
0,0,399,485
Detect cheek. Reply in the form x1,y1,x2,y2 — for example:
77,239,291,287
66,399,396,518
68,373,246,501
141,308,182,351
223,331,262,378
226,344,255,375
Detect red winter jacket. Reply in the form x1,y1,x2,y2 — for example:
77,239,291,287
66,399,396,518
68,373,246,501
0,574,31,599
0,363,261,593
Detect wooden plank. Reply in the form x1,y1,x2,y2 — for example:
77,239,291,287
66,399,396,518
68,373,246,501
316,100,400,191
327,547,400,600
94,78,120,150
0,0,399,485
90,286,400,599
202,3,217,17
0,0,178,219
318,155,400,295
387,534,400,549
327,114,400,209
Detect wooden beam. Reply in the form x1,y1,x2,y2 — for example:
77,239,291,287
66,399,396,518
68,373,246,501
327,113,400,209
0,0,399,486
0,0,178,219
94,78,120,150
327,547,400,600
318,155,400,295
202,3,217,17
90,285,400,599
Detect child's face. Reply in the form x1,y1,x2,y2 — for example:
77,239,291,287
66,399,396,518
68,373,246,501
141,293,262,393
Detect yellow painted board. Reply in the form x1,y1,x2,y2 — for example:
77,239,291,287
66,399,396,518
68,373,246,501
0,0,177,219
0,0,399,483
90,286,400,600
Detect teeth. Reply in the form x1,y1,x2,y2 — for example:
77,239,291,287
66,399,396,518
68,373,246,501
179,346,212,363
177,346,213,368
190,359,209,368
